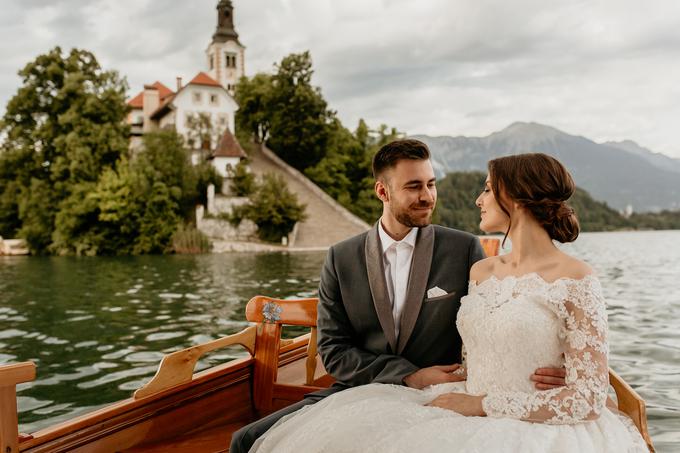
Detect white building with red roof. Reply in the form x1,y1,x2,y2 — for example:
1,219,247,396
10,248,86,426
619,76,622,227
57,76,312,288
126,0,245,172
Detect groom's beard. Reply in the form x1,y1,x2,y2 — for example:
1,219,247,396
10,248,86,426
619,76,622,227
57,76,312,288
394,201,434,228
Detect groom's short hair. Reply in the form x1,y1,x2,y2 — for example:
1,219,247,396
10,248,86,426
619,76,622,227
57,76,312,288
372,139,431,180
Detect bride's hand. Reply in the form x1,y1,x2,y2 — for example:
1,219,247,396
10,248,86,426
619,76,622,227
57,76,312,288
403,364,466,389
426,393,486,416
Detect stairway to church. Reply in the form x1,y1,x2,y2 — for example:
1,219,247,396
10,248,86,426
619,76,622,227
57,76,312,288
247,144,370,248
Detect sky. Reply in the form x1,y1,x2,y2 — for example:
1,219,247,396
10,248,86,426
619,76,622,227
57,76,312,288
2,0,680,158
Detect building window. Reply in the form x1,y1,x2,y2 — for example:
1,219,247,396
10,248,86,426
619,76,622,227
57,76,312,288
227,84,234,91
210,94,219,106
218,113,228,126
193,92,202,104
209,54,214,70
225,52,237,68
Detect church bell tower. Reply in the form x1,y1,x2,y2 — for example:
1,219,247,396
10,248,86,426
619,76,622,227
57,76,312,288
206,0,245,95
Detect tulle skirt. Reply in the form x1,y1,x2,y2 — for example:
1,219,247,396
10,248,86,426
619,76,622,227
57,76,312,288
251,382,648,453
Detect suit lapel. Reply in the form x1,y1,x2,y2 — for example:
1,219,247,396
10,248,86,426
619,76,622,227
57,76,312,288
365,223,397,352
397,225,434,354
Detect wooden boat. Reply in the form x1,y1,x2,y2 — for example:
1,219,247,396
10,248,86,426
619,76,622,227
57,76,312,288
0,237,29,256
0,238,655,452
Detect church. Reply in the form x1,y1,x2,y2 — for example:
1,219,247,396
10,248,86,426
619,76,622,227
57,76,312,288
126,0,246,178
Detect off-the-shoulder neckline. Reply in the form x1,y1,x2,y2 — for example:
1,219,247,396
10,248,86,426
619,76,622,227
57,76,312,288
470,272,598,288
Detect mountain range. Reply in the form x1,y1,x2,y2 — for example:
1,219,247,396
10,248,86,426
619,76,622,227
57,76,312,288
411,122,680,212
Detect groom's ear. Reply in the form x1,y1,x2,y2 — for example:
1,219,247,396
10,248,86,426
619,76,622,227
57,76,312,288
375,179,390,203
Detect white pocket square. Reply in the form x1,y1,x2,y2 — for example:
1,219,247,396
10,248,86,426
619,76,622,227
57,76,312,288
427,286,448,298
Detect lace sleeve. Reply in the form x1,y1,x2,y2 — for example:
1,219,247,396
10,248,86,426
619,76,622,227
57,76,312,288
481,277,609,424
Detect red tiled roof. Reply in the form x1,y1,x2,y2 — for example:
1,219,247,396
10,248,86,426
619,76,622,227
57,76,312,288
127,81,174,108
188,72,222,88
212,129,247,159
128,91,144,108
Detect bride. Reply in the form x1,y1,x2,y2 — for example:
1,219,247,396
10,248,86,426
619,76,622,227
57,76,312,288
250,153,648,453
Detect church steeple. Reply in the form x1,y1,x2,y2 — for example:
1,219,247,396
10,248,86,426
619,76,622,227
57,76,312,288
206,0,245,95
212,0,240,44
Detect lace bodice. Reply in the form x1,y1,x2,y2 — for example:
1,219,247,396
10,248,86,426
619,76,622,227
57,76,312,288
457,273,609,425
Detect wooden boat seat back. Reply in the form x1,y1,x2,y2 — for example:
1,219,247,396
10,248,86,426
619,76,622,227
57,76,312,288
479,237,501,259
608,368,655,452
244,296,326,416
0,362,36,453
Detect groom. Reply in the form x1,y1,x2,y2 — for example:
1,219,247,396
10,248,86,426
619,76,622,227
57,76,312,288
230,139,565,452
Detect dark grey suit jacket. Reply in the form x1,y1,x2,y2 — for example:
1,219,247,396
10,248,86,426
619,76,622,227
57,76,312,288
317,223,485,391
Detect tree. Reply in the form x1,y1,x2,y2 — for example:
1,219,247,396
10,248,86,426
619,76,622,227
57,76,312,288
235,73,274,143
51,163,138,255
232,173,307,243
134,130,197,219
185,111,223,154
266,52,335,170
0,47,129,252
235,52,335,170
229,159,255,196
436,172,487,234
194,161,223,207
49,130,215,256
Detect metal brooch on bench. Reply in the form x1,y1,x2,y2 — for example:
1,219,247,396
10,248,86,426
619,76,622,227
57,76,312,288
262,301,283,323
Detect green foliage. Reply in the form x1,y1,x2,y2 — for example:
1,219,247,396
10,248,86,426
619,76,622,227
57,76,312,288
172,224,212,254
434,171,680,233
0,47,130,253
135,130,198,219
628,210,680,230
230,159,255,196
194,161,223,206
235,73,274,143
232,173,307,243
48,130,194,255
18,179,57,253
235,51,335,170
133,181,182,254
436,172,487,234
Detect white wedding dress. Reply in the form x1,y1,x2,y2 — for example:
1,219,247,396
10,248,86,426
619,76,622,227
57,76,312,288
251,274,648,453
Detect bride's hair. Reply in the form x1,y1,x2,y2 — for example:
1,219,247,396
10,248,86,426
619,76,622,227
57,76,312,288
488,153,580,243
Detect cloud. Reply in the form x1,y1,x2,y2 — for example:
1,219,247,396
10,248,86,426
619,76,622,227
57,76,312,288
1,0,680,158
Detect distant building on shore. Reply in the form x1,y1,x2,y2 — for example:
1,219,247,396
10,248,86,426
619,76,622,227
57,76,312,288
126,0,246,174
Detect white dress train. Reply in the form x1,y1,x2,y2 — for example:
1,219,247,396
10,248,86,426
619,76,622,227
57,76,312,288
251,274,648,453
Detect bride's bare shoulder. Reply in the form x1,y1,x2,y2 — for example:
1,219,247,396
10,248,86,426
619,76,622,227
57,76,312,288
470,256,502,283
554,253,595,281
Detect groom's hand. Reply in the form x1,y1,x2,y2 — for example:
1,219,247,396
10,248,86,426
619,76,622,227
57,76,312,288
404,364,465,389
531,367,566,390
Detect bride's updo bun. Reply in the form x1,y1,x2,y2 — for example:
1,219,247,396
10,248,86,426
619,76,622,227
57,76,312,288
488,153,580,243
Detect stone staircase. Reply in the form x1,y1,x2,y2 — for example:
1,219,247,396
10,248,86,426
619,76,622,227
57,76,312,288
247,144,370,249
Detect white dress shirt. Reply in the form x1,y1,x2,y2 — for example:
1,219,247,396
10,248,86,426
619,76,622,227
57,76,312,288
378,220,418,338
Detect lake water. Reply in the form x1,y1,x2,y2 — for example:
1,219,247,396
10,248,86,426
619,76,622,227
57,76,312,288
1,230,679,451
